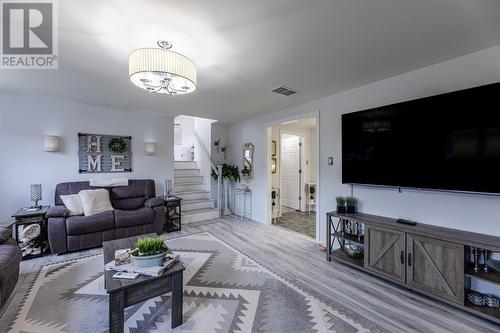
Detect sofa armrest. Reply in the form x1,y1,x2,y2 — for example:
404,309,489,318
47,217,68,254
46,205,70,218
0,226,11,243
144,197,165,208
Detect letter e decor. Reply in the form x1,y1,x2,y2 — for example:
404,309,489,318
78,133,132,173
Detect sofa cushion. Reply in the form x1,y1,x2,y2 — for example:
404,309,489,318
112,197,146,210
60,194,84,215
0,238,21,282
79,189,114,216
0,227,11,243
114,207,154,228
144,197,165,208
66,210,115,235
110,179,155,209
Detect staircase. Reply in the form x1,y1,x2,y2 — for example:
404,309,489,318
174,161,220,223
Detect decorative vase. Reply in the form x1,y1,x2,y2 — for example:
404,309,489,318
337,206,346,214
131,251,167,268
346,205,356,214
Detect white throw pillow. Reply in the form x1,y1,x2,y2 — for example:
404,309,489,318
78,189,114,216
60,194,84,216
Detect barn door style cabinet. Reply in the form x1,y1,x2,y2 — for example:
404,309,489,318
326,212,500,324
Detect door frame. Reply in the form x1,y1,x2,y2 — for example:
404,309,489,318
279,130,306,212
265,110,320,243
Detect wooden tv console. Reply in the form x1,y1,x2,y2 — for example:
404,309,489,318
326,211,500,324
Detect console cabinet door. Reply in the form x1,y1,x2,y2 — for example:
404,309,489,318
406,234,464,304
364,225,406,283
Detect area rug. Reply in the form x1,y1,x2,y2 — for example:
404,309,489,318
2,232,380,332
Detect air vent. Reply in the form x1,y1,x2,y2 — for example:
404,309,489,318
271,86,298,96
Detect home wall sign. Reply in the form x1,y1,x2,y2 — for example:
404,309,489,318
78,133,132,173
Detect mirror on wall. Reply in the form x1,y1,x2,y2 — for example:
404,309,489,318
242,143,254,181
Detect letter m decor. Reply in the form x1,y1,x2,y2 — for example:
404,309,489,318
78,133,132,173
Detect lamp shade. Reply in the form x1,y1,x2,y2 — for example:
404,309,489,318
145,142,156,155
129,48,197,95
43,135,60,152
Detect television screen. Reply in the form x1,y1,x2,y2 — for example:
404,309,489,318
342,82,500,194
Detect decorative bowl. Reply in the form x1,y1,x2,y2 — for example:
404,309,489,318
344,241,364,259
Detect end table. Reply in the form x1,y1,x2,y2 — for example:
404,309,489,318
161,196,182,232
11,205,50,260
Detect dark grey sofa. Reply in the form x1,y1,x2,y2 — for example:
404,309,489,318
0,227,21,309
47,179,164,254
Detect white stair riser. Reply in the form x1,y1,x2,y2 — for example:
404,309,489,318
183,210,220,223
183,200,215,211
174,183,206,192
177,192,210,200
174,169,200,177
174,176,203,185
174,161,198,169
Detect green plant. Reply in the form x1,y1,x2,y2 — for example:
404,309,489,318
345,196,358,206
211,164,241,182
336,196,346,206
132,237,167,256
108,137,128,153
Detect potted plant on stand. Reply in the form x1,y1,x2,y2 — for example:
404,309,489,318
131,236,168,268
211,164,240,215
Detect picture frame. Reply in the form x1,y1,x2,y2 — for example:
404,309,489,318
271,158,277,173
271,140,277,156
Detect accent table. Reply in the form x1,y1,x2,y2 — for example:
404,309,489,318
161,196,182,232
11,205,50,260
103,234,185,332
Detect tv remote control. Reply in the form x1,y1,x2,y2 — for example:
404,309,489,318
396,218,417,226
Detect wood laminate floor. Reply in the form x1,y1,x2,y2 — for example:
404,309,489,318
6,216,500,333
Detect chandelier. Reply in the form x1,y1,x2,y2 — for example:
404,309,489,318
129,41,197,95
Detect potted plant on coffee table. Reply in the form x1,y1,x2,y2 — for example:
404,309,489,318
131,236,168,268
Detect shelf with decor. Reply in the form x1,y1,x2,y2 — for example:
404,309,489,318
326,211,500,325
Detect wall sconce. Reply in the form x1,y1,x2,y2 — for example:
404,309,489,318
43,135,60,152
145,142,156,155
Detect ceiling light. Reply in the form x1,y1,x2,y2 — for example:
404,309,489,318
129,41,197,96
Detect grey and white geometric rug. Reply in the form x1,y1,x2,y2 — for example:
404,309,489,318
2,232,379,332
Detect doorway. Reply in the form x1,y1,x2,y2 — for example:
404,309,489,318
268,116,318,239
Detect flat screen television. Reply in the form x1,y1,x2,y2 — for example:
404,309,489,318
342,82,500,195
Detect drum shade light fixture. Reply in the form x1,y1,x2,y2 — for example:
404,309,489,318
129,41,197,96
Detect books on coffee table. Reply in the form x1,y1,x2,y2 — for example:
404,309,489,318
105,254,180,277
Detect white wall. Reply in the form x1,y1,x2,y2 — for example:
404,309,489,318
0,94,174,220
193,117,215,193
228,45,500,244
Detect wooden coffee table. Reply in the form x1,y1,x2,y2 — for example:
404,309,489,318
103,234,185,332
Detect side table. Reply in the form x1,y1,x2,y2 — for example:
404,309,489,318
161,196,182,232
11,205,50,260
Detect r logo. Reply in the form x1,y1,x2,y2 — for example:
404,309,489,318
2,2,53,54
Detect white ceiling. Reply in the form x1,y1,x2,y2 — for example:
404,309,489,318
1,0,499,124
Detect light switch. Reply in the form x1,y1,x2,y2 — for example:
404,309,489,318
328,157,333,165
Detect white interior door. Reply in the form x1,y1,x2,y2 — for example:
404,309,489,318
281,133,301,210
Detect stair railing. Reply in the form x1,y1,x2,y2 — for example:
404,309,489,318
193,130,222,216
